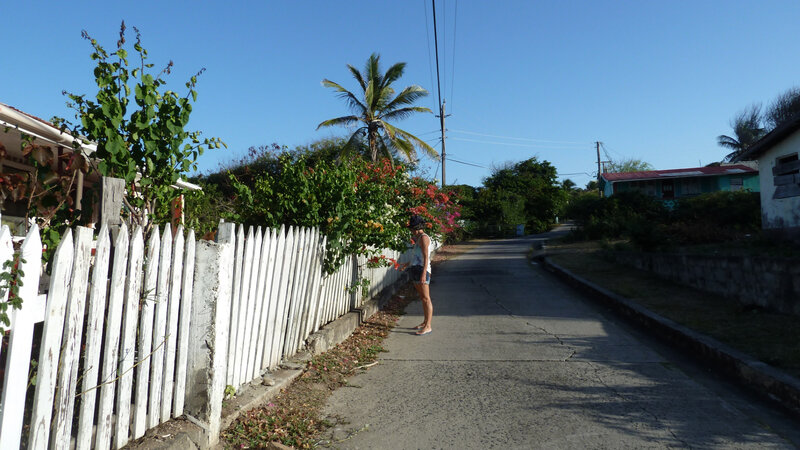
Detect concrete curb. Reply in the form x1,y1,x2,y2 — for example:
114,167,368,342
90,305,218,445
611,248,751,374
540,256,800,417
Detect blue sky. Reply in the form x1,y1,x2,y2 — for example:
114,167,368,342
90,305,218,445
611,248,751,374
2,1,799,188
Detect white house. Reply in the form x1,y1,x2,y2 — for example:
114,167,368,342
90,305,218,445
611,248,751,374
733,114,800,240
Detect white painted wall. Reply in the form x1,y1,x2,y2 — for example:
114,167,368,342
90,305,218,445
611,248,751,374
757,129,800,230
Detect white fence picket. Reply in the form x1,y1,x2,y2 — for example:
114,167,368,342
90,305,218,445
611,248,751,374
148,227,172,428
283,228,307,356
133,227,160,438
96,223,130,450
29,228,72,448
173,229,195,416
254,228,276,375
270,226,295,368
296,228,318,349
173,229,195,413
0,226,42,450
116,226,144,449
161,226,185,422
76,225,111,449
278,227,302,362
53,226,93,447
245,227,265,382
264,225,287,369
234,226,256,387
311,236,327,333
226,225,245,386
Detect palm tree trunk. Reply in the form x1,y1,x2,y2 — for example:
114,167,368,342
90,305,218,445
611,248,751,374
368,125,379,162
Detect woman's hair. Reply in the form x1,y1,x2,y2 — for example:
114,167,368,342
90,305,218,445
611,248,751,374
408,214,426,230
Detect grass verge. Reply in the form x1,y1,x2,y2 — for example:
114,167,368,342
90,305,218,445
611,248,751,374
545,241,800,379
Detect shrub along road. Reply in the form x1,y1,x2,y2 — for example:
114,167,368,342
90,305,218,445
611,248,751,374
317,230,799,449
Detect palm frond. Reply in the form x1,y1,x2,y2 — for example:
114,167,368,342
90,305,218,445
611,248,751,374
375,85,395,111
347,64,367,92
383,122,439,160
337,128,367,162
384,85,430,112
382,106,432,122
389,136,417,162
376,137,396,167
365,53,382,92
364,80,377,115
381,62,406,89
716,135,740,150
317,115,361,130
322,79,366,114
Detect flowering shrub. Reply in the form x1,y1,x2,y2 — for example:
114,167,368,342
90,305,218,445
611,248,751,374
224,155,460,274
405,177,462,237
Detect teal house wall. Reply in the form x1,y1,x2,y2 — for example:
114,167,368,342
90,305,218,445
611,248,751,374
600,165,760,203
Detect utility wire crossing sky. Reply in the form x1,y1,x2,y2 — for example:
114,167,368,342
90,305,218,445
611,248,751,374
1,1,799,188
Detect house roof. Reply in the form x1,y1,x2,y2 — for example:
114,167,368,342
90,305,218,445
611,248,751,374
0,101,97,154
601,165,757,183
733,114,800,162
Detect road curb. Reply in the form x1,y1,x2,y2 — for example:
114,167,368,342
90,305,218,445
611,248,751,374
540,256,800,417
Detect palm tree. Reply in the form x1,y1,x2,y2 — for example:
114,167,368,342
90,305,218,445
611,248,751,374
318,53,438,164
717,104,766,161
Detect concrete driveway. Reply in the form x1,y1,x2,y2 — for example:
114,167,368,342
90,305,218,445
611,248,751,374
319,233,798,449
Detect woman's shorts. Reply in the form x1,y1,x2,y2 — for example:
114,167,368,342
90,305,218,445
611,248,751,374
409,266,431,285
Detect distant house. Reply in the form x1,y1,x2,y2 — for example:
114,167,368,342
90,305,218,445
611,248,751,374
733,114,800,240
599,164,759,207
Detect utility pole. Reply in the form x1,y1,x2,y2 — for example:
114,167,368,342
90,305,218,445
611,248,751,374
439,100,446,187
596,141,602,197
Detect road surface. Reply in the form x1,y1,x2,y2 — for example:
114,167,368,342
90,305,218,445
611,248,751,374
319,232,799,449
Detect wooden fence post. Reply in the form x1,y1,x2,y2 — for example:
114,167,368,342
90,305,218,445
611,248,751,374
184,222,234,447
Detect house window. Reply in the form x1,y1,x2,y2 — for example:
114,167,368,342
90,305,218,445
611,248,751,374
729,177,743,192
772,153,800,199
683,179,701,195
661,180,675,199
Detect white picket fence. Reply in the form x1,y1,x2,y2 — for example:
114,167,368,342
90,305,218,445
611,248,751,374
0,219,431,449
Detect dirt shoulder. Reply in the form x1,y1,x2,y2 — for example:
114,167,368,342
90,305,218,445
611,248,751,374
543,241,800,380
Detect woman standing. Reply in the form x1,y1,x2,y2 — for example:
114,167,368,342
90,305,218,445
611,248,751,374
408,215,433,336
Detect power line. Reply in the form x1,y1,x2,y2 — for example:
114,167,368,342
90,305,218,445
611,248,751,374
450,136,589,149
423,1,437,111
449,129,588,145
431,0,443,113
450,0,458,112
446,156,488,169
443,0,446,103
417,129,444,136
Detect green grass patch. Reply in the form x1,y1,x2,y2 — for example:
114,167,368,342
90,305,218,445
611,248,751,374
547,243,800,379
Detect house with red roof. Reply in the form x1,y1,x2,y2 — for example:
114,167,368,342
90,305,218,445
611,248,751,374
732,114,800,240
599,164,760,208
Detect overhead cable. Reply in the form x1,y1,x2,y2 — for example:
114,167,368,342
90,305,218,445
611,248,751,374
449,129,588,145
450,136,589,149
446,157,488,169
423,0,437,111
450,0,458,111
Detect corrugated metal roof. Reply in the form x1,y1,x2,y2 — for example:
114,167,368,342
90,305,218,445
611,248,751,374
601,165,757,182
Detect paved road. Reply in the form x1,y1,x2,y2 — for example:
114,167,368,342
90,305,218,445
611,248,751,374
320,232,799,449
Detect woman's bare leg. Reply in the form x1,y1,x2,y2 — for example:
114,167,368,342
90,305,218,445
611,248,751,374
416,283,433,334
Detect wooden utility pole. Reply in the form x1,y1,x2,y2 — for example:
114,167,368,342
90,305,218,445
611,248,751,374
596,141,602,197
440,100,446,187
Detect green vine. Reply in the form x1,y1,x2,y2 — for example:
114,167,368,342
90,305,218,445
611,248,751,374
0,251,26,335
